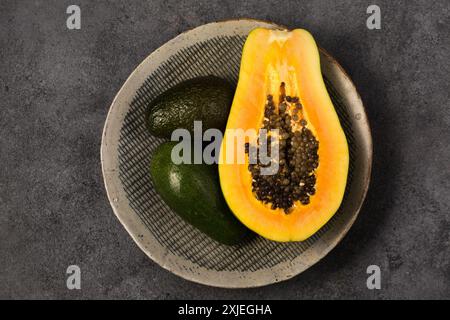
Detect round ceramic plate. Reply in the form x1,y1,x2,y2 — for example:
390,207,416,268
101,19,372,288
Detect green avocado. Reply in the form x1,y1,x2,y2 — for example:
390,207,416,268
145,76,234,138
149,142,249,245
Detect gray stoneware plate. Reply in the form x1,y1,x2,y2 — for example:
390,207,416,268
101,19,373,288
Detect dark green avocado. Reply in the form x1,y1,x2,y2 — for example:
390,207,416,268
149,142,249,245
146,76,234,138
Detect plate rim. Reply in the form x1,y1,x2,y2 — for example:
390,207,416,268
100,19,373,288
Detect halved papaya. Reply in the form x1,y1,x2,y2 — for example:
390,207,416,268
219,28,349,242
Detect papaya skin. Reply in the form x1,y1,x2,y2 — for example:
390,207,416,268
219,28,349,242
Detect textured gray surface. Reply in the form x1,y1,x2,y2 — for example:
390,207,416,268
0,0,449,299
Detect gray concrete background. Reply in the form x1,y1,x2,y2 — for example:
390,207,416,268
0,0,449,299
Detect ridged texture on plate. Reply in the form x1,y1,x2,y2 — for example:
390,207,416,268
118,34,355,271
